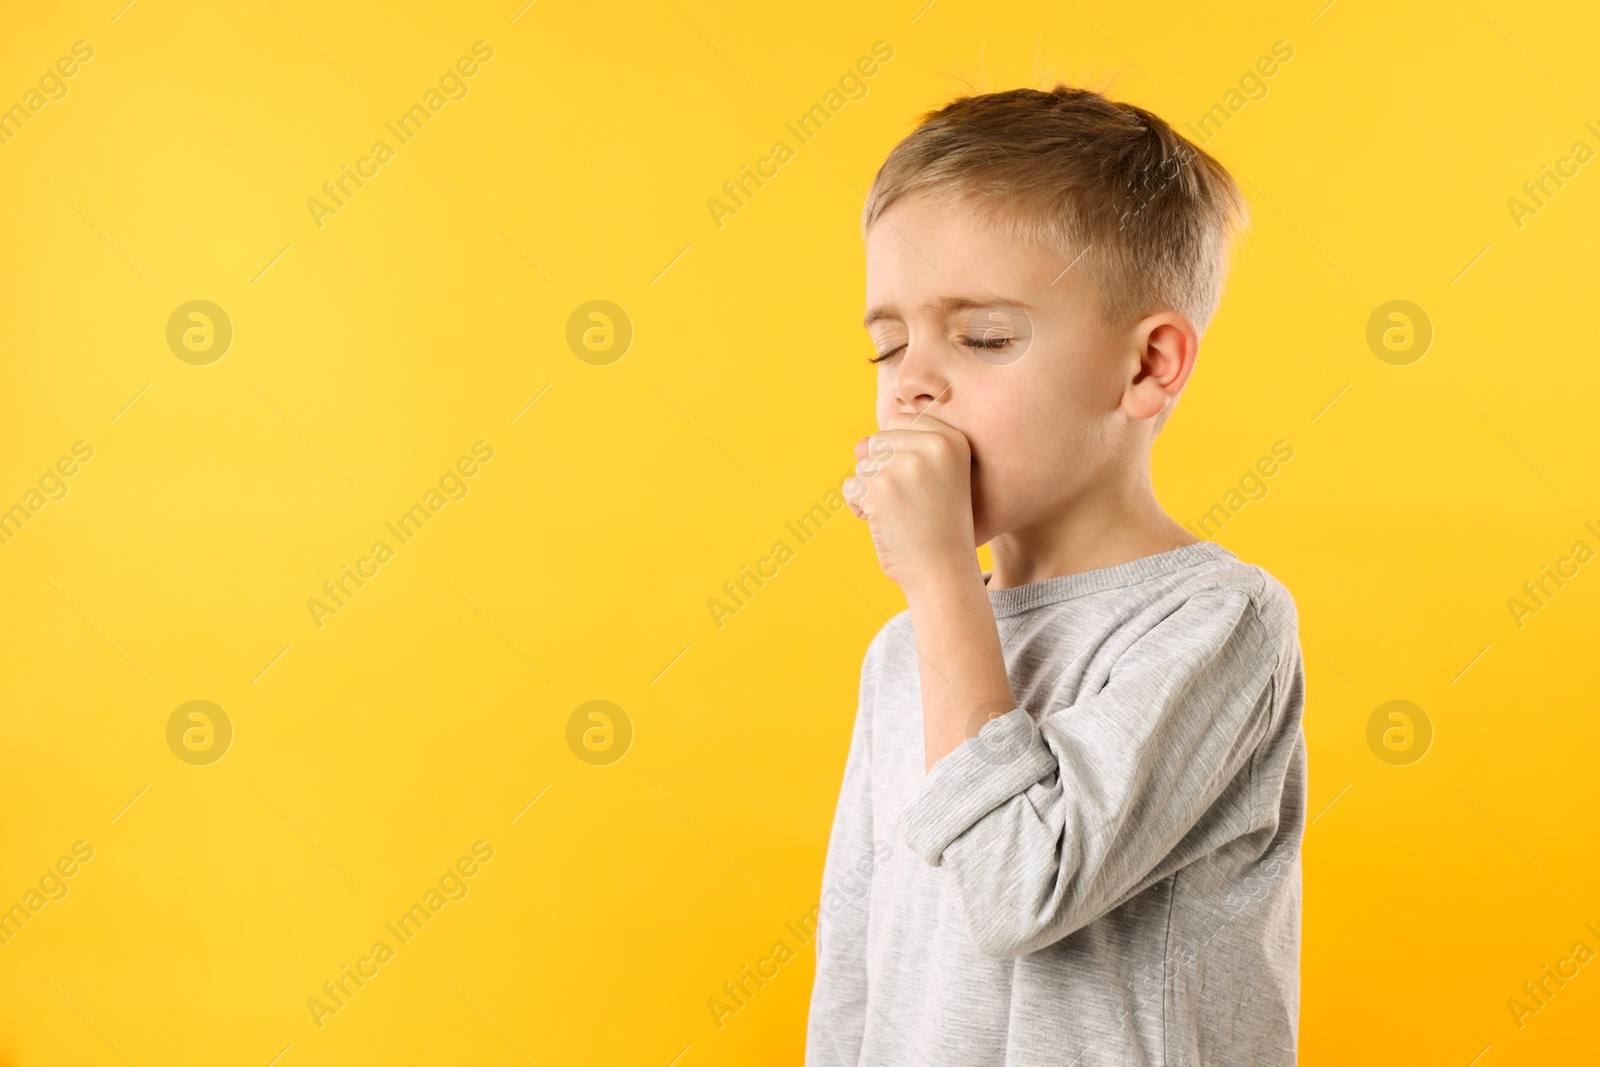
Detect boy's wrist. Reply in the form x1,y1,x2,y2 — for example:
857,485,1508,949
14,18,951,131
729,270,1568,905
898,552,988,605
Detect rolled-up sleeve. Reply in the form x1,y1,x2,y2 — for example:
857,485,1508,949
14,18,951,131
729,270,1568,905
892,590,1279,959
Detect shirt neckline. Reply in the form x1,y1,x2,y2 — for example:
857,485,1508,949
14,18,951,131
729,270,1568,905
982,540,1236,618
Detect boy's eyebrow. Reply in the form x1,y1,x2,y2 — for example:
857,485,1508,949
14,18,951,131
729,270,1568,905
862,293,1028,328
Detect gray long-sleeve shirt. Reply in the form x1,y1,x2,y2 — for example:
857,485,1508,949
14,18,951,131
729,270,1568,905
806,540,1306,1067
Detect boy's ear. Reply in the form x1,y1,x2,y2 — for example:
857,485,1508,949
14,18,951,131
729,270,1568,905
1122,310,1199,422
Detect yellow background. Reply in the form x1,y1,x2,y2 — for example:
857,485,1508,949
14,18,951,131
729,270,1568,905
2,0,1596,1063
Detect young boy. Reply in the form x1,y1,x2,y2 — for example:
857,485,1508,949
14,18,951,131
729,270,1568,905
806,86,1306,1066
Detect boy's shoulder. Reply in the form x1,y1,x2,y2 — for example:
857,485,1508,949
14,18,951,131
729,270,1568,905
1129,544,1301,677
1166,543,1299,639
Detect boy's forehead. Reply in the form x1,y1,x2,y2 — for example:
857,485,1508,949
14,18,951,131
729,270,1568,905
862,292,1029,328
864,195,1078,320
866,193,1010,264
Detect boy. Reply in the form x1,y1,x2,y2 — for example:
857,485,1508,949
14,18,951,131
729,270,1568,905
806,85,1306,1066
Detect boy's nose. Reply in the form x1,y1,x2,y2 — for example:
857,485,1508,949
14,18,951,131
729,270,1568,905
892,354,950,413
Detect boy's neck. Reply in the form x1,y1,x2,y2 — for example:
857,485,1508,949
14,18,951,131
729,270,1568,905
983,472,1199,591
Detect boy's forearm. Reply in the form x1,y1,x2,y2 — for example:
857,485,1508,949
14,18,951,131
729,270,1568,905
903,559,1017,773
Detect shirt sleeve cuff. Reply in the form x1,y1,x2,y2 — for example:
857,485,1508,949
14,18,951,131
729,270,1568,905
893,706,1057,866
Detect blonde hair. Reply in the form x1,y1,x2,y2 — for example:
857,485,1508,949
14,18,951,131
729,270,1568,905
861,84,1248,334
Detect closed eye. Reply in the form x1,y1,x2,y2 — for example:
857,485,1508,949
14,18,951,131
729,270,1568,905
869,336,1012,364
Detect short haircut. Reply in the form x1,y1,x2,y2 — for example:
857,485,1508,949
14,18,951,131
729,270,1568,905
861,84,1248,335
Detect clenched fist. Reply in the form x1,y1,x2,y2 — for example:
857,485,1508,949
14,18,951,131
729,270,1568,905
843,410,979,593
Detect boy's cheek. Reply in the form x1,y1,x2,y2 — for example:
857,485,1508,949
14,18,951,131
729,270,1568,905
965,430,1018,497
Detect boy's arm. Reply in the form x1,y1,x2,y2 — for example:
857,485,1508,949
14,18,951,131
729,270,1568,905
895,580,1283,959
903,555,1017,771
805,641,882,1066
843,412,1017,772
